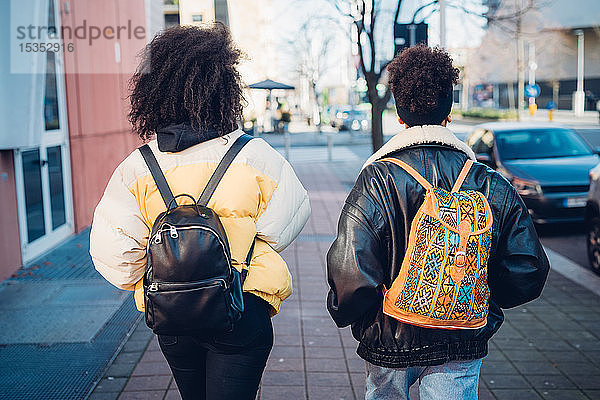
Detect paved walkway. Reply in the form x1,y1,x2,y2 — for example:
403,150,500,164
0,230,140,400
2,142,599,400
88,152,600,400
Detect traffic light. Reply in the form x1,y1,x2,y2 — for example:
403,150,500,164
394,23,428,55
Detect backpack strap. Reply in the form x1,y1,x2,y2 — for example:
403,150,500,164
241,239,255,284
197,134,253,206
379,158,433,191
139,144,176,209
451,160,474,193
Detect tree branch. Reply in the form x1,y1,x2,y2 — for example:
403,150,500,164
486,0,538,22
331,0,352,18
393,0,403,24
368,0,376,74
411,0,437,24
354,20,369,79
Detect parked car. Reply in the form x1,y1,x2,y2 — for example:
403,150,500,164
585,163,600,275
466,122,599,224
331,107,369,132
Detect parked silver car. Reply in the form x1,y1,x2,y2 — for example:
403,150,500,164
585,163,600,275
466,122,599,224
331,108,370,132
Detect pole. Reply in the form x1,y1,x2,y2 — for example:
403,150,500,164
528,43,535,86
284,130,291,161
528,42,537,115
439,0,446,48
574,29,585,116
461,77,470,110
576,30,584,93
517,14,525,120
409,24,416,47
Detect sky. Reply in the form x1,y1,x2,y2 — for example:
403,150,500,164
271,0,488,85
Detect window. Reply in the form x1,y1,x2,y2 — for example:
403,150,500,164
22,149,46,243
496,129,592,160
47,146,66,229
164,13,180,28
467,129,493,155
214,0,229,26
44,51,60,131
44,0,60,131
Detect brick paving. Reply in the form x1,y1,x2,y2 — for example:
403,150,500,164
88,150,600,400
2,139,599,399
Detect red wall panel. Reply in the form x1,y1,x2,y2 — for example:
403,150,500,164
69,133,141,232
63,0,146,232
0,151,23,280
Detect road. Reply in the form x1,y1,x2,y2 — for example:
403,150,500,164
576,127,600,148
536,128,600,271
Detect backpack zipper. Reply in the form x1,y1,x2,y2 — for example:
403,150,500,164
148,223,233,287
151,224,230,261
147,278,228,292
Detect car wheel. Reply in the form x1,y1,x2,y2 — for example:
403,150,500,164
586,217,600,276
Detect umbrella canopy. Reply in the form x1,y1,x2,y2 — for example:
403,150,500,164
249,79,295,90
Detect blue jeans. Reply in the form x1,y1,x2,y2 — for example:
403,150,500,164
365,358,483,400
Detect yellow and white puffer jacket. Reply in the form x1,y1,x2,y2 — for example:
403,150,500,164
90,129,310,315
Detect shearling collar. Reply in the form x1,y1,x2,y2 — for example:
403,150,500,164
362,125,476,169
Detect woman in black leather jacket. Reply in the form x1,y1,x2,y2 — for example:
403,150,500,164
326,45,549,400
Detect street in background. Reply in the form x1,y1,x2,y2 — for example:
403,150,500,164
466,122,598,224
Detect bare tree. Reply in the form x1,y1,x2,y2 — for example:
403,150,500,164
328,0,540,150
413,0,541,116
485,0,542,117
287,17,338,131
332,0,404,152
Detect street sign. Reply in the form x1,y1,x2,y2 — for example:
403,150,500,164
525,83,541,98
394,23,428,55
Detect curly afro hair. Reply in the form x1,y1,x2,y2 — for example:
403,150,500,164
128,23,245,140
387,45,459,126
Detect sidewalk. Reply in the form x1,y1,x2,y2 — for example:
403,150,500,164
88,149,600,400
519,109,600,126
2,144,599,400
0,230,142,400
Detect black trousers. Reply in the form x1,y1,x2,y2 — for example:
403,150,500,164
158,293,273,400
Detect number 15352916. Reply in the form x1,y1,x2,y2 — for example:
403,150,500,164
19,42,74,52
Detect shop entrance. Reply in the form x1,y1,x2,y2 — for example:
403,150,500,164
14,0,73,263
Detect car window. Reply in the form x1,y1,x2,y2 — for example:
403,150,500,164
466,129,484,148
496,129,592,160
468,129,493,155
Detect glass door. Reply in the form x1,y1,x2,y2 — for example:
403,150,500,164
14,0,73,263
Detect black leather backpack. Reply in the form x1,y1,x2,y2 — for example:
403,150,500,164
138,134,254,336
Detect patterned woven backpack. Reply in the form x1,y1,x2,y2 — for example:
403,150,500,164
380,158,493,329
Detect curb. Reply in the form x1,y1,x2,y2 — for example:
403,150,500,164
544,246,600,297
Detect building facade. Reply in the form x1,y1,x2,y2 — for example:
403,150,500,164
163,0,283,127
468,0,600,110
0,0,163,280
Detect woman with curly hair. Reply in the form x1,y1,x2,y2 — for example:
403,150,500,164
327,44,548,399
90,23,310,400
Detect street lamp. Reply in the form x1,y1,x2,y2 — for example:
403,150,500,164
574,29,585,117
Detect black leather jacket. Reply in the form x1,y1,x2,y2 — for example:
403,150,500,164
326,144,549,368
